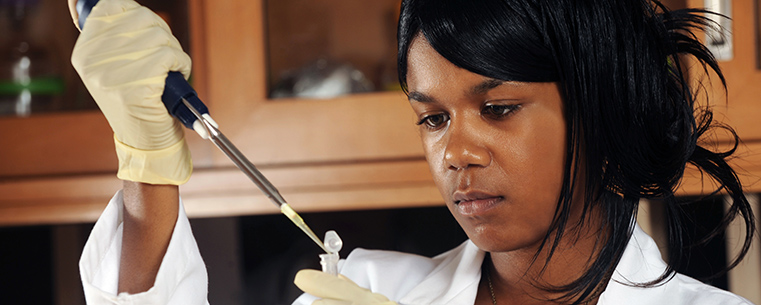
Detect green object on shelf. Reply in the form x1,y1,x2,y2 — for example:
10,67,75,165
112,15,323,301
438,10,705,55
0,77,65,95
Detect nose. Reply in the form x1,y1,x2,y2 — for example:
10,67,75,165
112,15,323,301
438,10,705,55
443,120,491,170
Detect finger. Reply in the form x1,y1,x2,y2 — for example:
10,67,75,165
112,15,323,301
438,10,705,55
87,0,141,19
296,270,370,300
312,299,398,305
294,270,390,303
295,270,352,300
72,3,190,80
312,299,353,305
67,0,79,30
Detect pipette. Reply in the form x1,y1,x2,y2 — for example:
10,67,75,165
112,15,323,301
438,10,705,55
181,99,330,254
76,0,330,255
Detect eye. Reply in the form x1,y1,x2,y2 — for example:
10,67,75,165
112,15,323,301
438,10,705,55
416,113,450,130
482,103,520,119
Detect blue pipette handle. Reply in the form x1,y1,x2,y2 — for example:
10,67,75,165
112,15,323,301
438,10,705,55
76,0,209,130
161,72,210,130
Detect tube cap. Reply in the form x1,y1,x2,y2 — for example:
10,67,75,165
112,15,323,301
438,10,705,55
324,230,343,254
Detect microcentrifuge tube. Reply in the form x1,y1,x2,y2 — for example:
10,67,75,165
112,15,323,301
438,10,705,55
319,230,342,276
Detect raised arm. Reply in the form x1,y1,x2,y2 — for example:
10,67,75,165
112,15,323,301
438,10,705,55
69,0,195,296
120,181,179,293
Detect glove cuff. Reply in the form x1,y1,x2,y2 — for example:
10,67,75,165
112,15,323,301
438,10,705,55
114,134,193,185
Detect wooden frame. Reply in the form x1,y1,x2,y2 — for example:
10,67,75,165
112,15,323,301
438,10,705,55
0,159,440,225
1,0,760,226
757,0,761,69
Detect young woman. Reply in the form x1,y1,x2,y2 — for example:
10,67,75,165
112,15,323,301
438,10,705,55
71,0,755,304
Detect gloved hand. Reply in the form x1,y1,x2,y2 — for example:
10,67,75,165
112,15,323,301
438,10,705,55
294,270,398,305
71,0,193,185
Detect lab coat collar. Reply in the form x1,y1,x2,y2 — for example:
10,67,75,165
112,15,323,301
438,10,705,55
597,224,679,305
397,223,673,305
398,240,484,304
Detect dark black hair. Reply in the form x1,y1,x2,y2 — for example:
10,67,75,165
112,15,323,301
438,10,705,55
398,0,756,303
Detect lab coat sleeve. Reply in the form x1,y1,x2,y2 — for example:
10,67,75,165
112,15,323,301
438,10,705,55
79,190,209,305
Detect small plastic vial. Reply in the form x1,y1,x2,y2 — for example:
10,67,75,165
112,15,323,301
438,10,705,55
319,230,342,276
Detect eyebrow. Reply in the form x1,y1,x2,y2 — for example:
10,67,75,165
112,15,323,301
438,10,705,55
470,79,505,95
408,78,506,103
407,91,434,103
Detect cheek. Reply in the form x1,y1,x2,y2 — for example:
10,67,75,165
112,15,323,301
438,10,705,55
420,132,451,193
420,131,437,159
511,116,567,204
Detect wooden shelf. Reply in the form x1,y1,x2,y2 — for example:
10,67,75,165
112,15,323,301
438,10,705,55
3,140,760,226
678,140,761,195
0,159,441,226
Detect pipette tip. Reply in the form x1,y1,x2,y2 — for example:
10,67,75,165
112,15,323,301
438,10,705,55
281,204,331,253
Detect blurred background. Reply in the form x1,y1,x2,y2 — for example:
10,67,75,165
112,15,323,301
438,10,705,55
0,0,759,304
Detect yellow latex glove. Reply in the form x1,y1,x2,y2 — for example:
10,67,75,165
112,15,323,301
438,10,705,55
294,270,398,305
71,0,192,185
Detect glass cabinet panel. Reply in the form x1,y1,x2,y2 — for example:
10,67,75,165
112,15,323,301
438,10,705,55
265,0,402,99
0,0,189,117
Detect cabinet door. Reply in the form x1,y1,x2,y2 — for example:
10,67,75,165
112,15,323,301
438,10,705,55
679,0,761,194
687,0,761,142
196,0,423,168
0,0,213,178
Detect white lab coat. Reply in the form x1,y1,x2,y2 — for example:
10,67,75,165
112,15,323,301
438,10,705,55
81,191,754,305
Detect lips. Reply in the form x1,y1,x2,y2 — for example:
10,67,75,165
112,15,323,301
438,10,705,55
452,191,503,216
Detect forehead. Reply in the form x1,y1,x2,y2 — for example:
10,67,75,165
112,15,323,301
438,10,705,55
406,35,489,94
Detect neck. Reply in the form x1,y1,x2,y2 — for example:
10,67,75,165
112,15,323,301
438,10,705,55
485,219,608,304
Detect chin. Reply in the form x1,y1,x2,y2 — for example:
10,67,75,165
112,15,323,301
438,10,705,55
463,223,546,254
470,237,520,253
462,224,511,252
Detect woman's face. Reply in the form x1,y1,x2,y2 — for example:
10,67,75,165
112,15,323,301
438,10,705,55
406,36,569,253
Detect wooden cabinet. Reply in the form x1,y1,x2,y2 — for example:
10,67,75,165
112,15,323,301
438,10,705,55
679,0,761,194
0,0,438,226
1,0,760,225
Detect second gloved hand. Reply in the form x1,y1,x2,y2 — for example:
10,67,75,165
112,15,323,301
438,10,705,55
71,0,192,185
294,269,398,305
